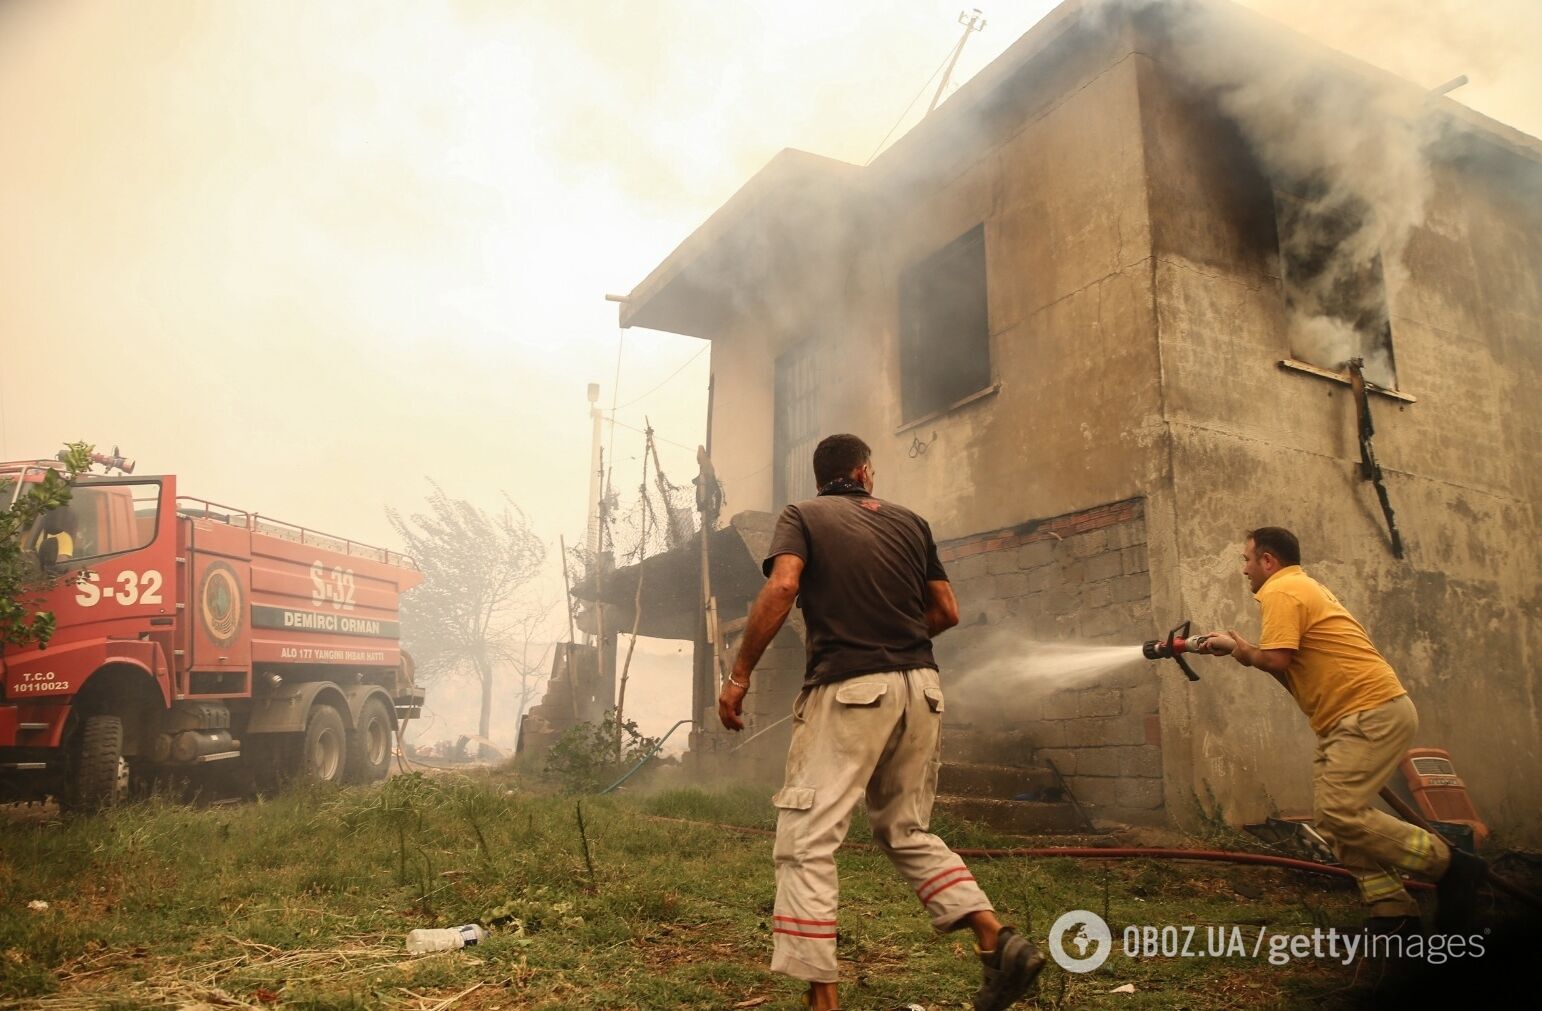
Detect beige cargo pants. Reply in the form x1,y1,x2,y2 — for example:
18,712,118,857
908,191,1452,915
1313,694,1451,918
770,667,993,982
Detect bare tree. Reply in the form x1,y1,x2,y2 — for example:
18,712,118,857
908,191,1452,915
506,602,556,734
388,483,545,751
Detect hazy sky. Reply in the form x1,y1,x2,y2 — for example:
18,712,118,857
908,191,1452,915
1,0,1535,742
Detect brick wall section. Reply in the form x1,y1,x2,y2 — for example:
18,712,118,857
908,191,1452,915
937,498,1163,823
937,498,1146,565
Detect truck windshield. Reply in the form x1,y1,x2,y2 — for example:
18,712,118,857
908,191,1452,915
28,482,162,565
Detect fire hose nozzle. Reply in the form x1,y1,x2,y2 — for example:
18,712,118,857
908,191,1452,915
1143,619,1206,681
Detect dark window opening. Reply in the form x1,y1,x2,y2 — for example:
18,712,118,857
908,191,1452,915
1273,182,1397,388
899,225,992,422
774,338,823,506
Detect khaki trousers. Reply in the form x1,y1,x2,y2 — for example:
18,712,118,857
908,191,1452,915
1312,694,1451,917
769,668,993,983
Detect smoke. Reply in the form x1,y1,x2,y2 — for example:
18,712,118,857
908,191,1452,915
1094,0,1453,387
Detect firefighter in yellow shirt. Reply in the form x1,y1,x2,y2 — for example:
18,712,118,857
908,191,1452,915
1200,527,1486,934
36,506,77,567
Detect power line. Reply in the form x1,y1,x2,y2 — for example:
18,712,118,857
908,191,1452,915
613,344,709,410
865,42,960,166
606,416,696,454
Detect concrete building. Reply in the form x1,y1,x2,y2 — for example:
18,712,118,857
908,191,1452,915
602,0,1542,840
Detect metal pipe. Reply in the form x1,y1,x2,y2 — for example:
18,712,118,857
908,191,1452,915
1430,74,1468,97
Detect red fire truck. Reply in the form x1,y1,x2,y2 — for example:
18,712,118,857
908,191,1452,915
0,460,425,810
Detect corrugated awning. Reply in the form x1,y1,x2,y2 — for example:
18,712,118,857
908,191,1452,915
572,511,777,641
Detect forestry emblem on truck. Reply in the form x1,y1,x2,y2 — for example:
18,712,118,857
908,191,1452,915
199,560,244,646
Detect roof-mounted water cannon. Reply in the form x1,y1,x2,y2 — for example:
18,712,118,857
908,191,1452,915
91,446,135,475
56,445,134,475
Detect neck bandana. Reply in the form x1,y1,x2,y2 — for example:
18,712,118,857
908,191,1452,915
818,477,868,497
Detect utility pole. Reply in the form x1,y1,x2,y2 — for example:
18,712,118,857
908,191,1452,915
583,382,604,650
585,383,604,557
929,8,986,116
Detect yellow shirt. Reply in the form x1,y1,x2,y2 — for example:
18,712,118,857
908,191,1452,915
1254,566,1406,736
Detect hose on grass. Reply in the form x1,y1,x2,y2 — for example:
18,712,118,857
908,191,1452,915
642,815,1435,891
952,844,1434,891
601,719,693,795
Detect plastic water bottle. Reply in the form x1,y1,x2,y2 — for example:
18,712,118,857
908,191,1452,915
405,923,486,954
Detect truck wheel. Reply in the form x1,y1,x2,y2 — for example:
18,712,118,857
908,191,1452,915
70,715,129,813
295,705,347,785
345,697,393,783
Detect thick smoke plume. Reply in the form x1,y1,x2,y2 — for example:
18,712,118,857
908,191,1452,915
1101,0,1449,386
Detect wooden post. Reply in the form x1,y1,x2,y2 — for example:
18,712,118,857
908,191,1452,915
692,369,724,736
593,448,609,725
558,535,580,722
614,424,653,760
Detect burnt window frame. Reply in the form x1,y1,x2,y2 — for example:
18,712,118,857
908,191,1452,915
1271,180,1399,390
897,224,995,425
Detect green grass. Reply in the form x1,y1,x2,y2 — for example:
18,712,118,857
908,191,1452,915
0,774,1382,1008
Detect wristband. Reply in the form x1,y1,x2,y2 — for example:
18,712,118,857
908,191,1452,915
726,672,750,690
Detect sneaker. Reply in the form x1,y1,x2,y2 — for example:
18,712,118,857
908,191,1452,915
973,927,1047,1011
1435,848,1488,930
1362,914,1422,938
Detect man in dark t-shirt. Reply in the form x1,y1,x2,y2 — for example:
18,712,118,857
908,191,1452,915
718,434,1044,1011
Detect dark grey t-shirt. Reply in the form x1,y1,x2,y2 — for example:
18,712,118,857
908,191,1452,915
763,487,948,687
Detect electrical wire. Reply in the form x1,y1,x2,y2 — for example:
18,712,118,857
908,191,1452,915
865,43,961,166
613,344,709,411
606,416,696,453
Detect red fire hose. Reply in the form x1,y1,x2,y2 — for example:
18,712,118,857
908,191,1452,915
650,816,1542,906
644,816,1431,889
951,844,1433,891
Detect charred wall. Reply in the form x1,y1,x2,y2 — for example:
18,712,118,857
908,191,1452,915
1136,38,1542,842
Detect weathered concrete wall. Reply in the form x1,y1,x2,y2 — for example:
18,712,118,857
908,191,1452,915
690,16,1186,820
707,315,778,519
934,499,1165,824
1136,49,1542,842
705,16,1169,547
